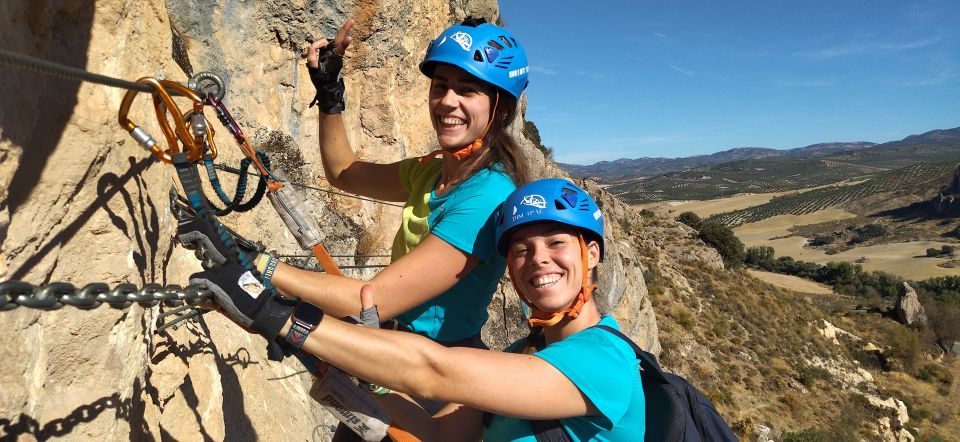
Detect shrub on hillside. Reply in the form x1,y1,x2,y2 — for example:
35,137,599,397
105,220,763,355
639,208,655,218
676,211,702,229
522,120,553,160
916,363,954,386
848,223,888,244
925,245,954,257
745,246,776,268
882,322,921,373
919,293,960,352
697,220,745,266
916,276,960,298
781,429,829,442
810,235,836,246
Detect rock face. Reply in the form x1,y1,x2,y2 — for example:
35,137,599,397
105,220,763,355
931,166,960,216
893,282,928,327
0,1,657,440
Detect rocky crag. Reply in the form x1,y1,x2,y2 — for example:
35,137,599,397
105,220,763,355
0,1,658,440
931,165,960,216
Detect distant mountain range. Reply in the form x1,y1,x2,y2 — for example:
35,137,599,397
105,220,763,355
559,127,960,182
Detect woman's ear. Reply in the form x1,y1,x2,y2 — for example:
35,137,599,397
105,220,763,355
586,240,601,270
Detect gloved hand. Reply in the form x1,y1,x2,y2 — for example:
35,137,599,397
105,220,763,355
177,214,234,268
307,43,346,114
175,201,263,269
190,263,298,339
306,20,353,114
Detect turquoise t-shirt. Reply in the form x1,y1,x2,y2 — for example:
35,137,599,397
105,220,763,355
483,316,646,441
390,158,516,342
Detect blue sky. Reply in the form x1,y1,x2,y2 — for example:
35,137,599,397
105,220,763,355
499,0,960,164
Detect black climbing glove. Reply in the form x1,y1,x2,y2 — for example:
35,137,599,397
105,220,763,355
175,203,263,269
308,42,346,114
190,263,298,339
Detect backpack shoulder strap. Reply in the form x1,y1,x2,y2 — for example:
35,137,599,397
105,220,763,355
595,325,687,442
595,325,671,385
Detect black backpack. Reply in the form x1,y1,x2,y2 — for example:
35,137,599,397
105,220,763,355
526,325,739,442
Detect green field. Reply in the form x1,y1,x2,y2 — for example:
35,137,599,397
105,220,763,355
708,161,960,227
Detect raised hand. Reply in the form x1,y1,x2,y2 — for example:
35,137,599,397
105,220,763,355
306,19,355,113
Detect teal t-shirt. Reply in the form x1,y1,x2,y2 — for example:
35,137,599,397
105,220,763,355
391,158,516,342
483,316,646,441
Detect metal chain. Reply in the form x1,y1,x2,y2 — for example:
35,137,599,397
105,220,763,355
0,281,212,311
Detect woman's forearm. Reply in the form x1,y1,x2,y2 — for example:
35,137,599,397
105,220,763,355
270,262,364,317
285,317,456,401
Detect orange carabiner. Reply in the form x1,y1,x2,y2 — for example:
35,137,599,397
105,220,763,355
150,79,207,163
117,77,217,164
118,78,171,162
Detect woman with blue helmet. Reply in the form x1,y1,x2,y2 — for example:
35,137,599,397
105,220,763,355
250,17,532,349
224,17,536,439
196,179,647,440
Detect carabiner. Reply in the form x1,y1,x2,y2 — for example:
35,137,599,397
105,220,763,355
117,77,216,164
151,79,207,163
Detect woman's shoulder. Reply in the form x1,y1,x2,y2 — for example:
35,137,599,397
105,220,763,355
539,317,636,368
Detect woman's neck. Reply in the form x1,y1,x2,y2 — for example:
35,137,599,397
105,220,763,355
542,301,603,345
436,148,489,195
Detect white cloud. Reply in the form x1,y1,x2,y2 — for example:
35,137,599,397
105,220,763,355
902,67,957,86
668,64,696,77
530,65,558,75
797,36,943,60
775,78,839,87
647,30,669,40
575,70,606,81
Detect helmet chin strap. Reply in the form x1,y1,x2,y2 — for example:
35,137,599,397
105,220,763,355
418,91,499,164
508,233,596,328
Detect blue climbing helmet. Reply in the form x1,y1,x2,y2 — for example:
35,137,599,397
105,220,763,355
419,17,529,99
495,178,605,259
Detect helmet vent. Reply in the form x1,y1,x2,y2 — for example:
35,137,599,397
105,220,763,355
488,40,504,51
484,46,500,62
499,36,513,48
555,199,569,210
473,50,484,62
561,188,579,208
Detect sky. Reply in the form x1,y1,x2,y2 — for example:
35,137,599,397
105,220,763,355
498,0,960,164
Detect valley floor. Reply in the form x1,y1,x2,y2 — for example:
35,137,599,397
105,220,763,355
734,211,960,280
746,269,834,295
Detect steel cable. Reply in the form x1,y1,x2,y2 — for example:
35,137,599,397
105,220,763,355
213,163,405,207
0,48,193,96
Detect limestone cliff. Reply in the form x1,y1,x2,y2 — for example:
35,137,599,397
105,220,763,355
0,1,657,440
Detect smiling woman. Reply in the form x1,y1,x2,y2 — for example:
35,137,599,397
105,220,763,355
193,178,649,441
173,15,537,442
